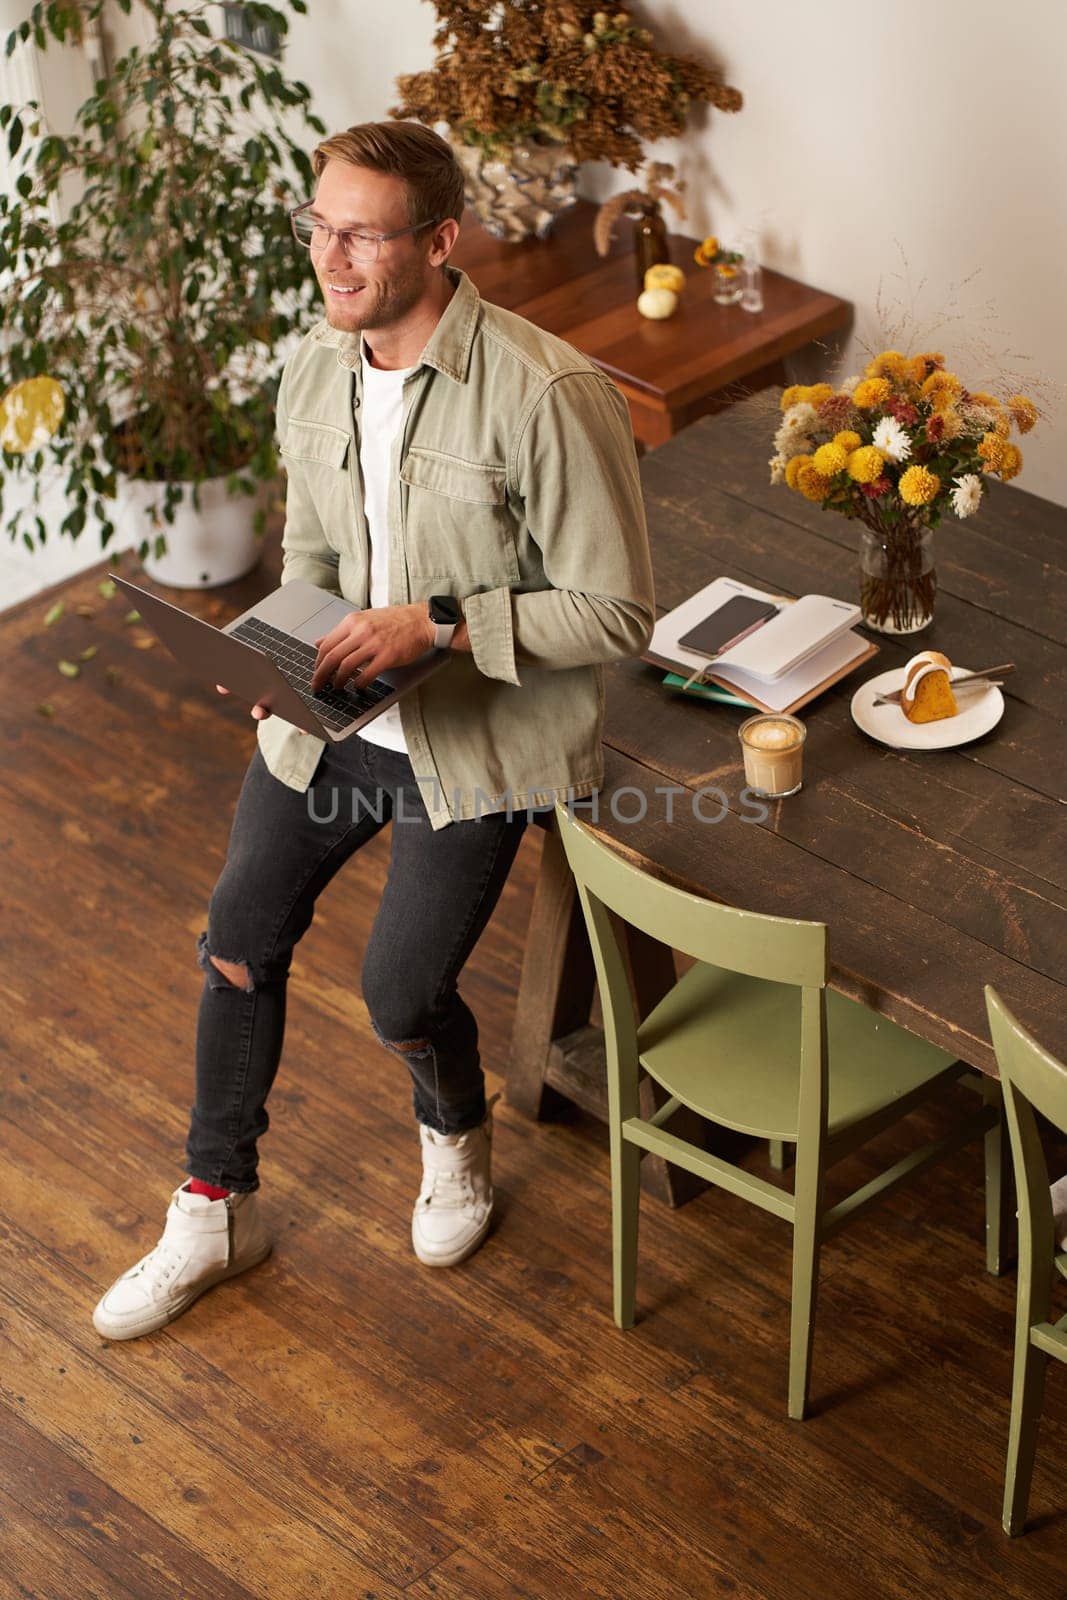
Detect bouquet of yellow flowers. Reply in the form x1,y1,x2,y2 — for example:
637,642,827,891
770,350,1039,631
693,234,741,272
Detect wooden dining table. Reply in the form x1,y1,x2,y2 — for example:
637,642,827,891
506,400,1067,1205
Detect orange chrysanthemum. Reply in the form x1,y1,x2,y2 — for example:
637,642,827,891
864,350,908,383
812,442,848,476
920,371,962,410
977,431,1006,469
796,463,832,502
1006,395,1038,433
907,351,945,384
846,445,886,483
851,377,892,409
780,385,809,411
998,443,1023,481
898,465,940,506
784,453,813,489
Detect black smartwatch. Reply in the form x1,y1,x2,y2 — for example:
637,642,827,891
428,594,462,650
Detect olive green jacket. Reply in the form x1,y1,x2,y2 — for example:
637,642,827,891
256,263,655,828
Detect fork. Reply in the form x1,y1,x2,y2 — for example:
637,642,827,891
873,662,1015,707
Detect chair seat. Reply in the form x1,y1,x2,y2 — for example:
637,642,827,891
636,961,959,1141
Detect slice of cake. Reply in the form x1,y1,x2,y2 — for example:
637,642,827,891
900,650,959,723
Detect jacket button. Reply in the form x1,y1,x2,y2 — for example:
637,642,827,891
353,396,361,408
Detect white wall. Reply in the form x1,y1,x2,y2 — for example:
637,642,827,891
5,0,1064,607
276,0,1067,508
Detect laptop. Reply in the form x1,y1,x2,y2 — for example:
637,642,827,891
109,574,450,741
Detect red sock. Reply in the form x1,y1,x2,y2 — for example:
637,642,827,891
186,1177,231,1201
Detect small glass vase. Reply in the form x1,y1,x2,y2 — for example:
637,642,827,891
450,135,578,241
858,524,937,634
634,205,670,292
713,260,742,305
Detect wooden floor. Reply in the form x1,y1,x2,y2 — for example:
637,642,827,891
2,541,1067,1600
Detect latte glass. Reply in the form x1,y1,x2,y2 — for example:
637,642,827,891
739,713,807,798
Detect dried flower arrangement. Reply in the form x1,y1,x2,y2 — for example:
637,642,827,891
391,2,742,170
592,161,686,256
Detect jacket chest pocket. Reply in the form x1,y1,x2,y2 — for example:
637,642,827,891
399,446,519,584
280,418,351,470
279,419,353,546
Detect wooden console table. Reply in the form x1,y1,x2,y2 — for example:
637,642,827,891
450,198,853,449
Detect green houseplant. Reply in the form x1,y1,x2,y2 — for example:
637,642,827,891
0,0,323,584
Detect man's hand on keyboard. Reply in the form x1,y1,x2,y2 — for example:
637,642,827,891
310,603,435,694
215,684,272,720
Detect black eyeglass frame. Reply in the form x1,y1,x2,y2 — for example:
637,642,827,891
288,202,445,262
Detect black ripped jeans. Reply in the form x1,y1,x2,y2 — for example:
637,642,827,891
184,733,536,1194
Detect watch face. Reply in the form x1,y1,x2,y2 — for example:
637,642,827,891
429,595,462,625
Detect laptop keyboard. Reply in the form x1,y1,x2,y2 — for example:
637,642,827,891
230,616,395,731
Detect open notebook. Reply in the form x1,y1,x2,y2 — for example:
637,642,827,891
645,576,879,714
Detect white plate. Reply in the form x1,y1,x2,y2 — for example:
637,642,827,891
850,664,1005,750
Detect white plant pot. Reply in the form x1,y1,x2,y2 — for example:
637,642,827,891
117,472,270,588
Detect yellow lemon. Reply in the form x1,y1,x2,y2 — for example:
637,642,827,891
643,263,685,295
636,287,678,320
0,375,65,454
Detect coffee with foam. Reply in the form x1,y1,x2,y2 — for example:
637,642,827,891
739,713,807,797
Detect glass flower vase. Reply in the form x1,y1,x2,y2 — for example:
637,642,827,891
713,261,742,304
858,523,937,634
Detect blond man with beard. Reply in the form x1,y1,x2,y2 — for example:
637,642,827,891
93,121,654,1340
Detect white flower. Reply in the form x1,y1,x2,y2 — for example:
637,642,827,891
774,403,818,456
950,473,983,518
839,374,863,395
769,453,787,485
872,416,912,463
774,428,817,460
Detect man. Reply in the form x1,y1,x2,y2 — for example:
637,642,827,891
92,121,654,1340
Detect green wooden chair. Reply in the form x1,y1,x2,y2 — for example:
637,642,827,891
985,985,1067,1535
554,802,1004,1420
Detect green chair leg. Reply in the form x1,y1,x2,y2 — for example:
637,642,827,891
788,1142,824,1421
770,1139,794,1172
983,1079,1015,1276
612,1130,642,1330
1003,1341,1049,1535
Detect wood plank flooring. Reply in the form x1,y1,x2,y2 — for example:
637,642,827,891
1,539,1066,1600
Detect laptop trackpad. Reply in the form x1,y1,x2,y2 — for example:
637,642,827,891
289,596,360,644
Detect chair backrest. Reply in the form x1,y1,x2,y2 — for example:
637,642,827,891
986,986,1067,1138
986,985,1067,1268
554,802,827,989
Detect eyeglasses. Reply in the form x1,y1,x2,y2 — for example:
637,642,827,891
288,202,442,264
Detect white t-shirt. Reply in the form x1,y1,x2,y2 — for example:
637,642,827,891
355,333,417,753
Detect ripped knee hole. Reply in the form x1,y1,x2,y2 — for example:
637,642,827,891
209,954,255,992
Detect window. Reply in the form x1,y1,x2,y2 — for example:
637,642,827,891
221,4,282,59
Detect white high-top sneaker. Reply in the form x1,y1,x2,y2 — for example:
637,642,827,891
92,1182,273,1340
411,1091,501,1267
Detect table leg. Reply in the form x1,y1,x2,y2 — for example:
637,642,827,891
507,822,596,1120
506,819,712,1207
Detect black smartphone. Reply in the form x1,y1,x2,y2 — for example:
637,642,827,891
677,595,779,658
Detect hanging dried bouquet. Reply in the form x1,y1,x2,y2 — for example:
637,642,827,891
390,2,742,169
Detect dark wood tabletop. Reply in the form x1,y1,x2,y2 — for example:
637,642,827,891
508,399,1067,1135
450,199,854,448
